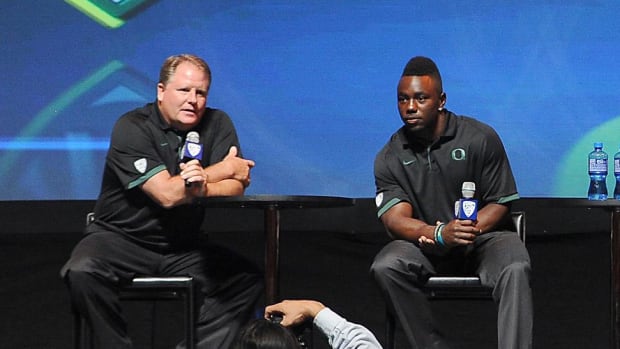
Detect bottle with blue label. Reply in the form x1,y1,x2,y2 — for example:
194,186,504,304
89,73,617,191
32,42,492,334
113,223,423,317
455,181,478,220
614,146,620,200
588,142,608,200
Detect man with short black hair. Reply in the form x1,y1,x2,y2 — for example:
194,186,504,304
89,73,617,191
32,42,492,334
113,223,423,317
370,56,532,349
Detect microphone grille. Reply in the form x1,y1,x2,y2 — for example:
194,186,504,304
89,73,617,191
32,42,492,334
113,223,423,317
186,131,200,143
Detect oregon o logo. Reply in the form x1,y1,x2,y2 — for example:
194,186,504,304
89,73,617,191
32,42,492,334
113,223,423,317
451,148,466,160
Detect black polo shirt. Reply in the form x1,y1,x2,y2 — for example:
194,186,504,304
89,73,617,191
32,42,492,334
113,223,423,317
88,102,242,246
374,111,519,225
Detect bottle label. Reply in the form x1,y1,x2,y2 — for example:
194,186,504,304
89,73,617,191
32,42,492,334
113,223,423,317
589,159,608,173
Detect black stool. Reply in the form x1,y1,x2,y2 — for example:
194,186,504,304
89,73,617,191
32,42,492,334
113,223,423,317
73,275,196,349
73,213,198,349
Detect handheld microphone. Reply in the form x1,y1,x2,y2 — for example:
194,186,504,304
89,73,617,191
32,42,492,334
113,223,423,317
454,181,478,220
180,131,203,186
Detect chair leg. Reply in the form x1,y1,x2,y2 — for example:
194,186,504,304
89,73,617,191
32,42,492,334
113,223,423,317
73,310,92,349
385,309,395,349
148,301,157,348
73,310,81,349
185,281,196,349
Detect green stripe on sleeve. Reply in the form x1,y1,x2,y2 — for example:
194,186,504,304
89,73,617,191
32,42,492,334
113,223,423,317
377,197,403,218
497,193,520,204
128,164,166,189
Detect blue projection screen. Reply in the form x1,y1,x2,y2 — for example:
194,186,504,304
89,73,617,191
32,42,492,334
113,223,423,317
1,1,619,200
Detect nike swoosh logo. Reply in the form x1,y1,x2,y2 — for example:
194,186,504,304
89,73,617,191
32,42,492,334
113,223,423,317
160,142,169,147
403,160,415,165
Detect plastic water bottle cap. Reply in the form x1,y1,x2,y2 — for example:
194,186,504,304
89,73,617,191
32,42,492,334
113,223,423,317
594,142,603,149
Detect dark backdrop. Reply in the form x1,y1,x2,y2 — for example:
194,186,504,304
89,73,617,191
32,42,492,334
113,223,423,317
0,198,611,348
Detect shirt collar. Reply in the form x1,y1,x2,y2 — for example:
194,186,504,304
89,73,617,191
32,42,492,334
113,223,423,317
149,101,196,140
149,101,173,131
441,110,457,139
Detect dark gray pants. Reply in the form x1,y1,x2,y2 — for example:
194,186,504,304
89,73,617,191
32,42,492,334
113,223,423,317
61,231,263,349
370,231,532,349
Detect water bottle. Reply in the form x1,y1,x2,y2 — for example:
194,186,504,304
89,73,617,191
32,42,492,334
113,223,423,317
614,146,620,200
588,142,608,200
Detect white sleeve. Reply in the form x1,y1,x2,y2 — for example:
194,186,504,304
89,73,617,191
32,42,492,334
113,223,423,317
313,308,383,349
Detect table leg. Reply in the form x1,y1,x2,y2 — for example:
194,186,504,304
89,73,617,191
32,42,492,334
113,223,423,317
612,208,620,349
264,205,280,305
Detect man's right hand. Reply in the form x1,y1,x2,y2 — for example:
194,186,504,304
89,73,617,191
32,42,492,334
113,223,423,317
440,220,477,246
264,300,326,327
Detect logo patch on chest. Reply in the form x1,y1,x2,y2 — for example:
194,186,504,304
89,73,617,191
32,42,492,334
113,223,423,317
451,148,467,161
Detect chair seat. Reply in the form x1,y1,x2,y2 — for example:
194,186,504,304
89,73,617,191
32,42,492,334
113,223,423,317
129,276,194,288
120,276,194,300
426,276,482,288
424,276,492,298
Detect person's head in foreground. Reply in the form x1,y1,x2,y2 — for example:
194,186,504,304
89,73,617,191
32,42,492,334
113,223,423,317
230,318,301,349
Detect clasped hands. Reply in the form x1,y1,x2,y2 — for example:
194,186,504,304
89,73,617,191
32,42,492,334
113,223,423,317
180,146,255,190
419,219,481,251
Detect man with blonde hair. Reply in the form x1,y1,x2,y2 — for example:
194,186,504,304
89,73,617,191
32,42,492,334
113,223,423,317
61,54,262,348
